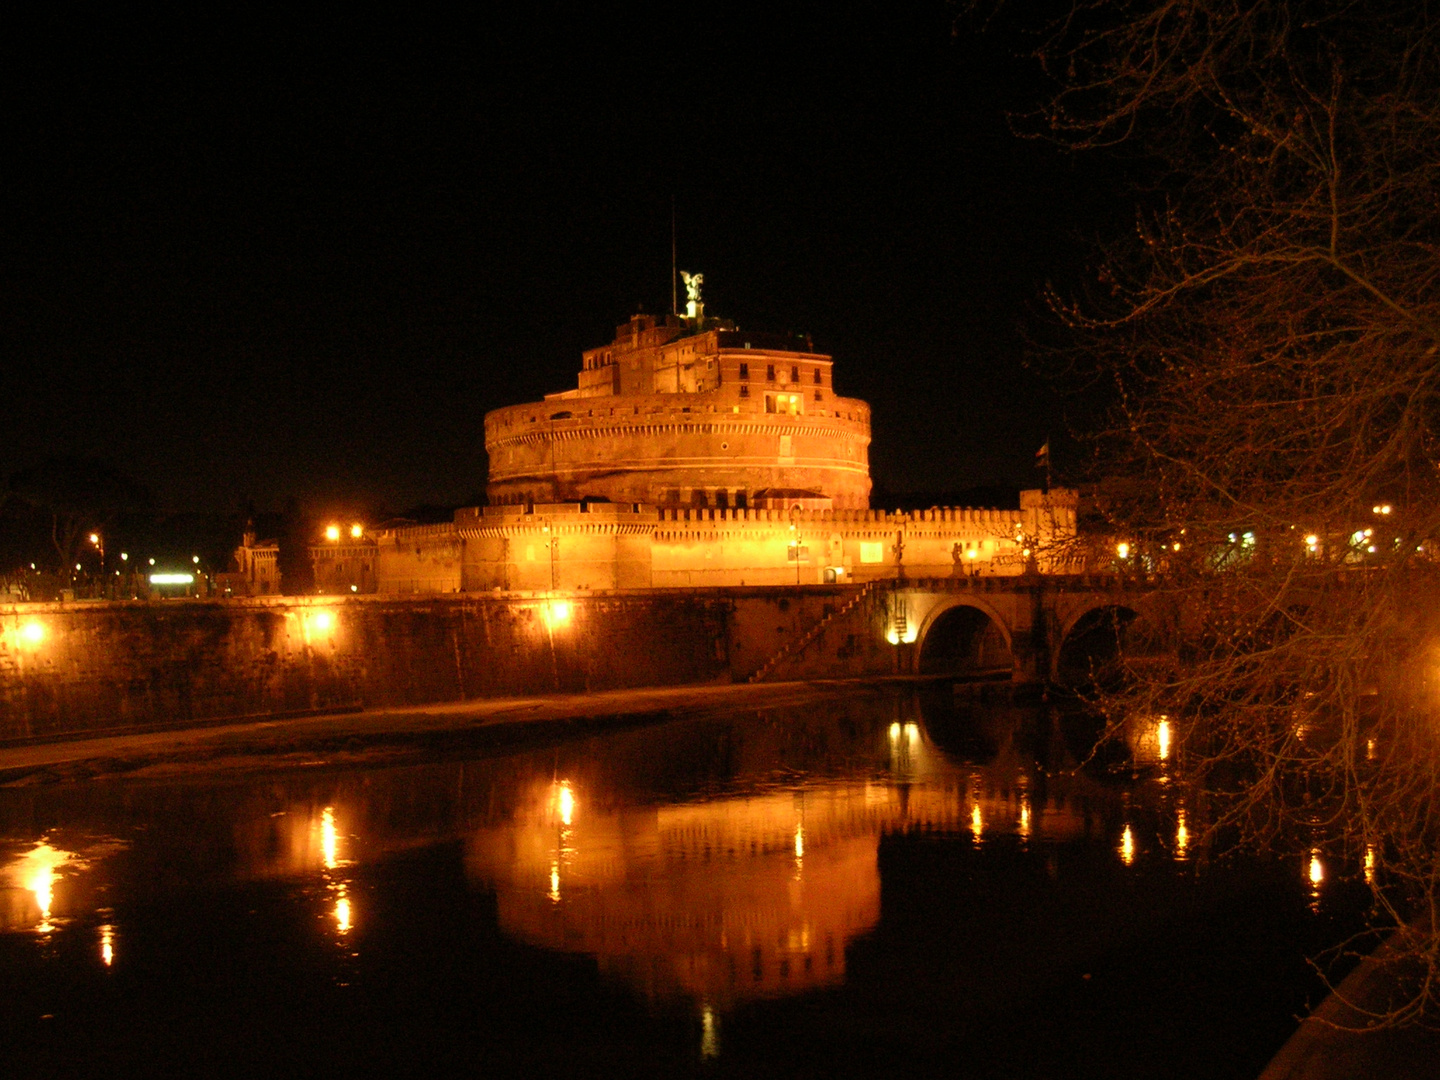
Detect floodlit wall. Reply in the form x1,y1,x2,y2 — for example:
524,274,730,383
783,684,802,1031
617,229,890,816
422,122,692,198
0,589,888,742
372,491,1080,594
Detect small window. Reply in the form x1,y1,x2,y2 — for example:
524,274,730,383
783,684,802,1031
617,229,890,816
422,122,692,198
766,364,776,381
739,362,749,380
740,385,750,398
860,542,884,564
814,390,822,401
813,368,822,384
790,365,799,382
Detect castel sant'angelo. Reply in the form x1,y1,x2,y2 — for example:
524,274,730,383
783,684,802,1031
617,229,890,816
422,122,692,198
290,277,1077,597
485,294,872,511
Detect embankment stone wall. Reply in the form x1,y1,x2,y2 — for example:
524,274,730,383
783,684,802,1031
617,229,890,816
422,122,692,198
0,588,891,742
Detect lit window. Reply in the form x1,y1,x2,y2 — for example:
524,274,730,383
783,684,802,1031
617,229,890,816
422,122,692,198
860,541,884,564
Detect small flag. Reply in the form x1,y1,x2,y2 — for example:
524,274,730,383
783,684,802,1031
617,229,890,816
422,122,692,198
1035,441,1050,468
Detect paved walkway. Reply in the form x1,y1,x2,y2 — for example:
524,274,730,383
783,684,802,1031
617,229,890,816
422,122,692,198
1258,935,1440,1079
0,678,904,784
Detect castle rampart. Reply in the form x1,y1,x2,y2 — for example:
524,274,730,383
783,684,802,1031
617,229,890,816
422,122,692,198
371,489,1079,594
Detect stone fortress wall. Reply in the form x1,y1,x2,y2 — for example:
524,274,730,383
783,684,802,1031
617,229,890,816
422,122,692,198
371,489,1079,594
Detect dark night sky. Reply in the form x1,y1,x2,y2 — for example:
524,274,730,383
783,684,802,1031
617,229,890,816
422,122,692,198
0,5,1117,517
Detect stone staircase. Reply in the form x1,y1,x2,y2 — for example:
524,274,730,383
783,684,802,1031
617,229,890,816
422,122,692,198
748,580,885,683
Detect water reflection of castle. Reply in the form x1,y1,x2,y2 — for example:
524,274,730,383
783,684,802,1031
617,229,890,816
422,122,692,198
0,702,1206,1013
462,724,1097,1010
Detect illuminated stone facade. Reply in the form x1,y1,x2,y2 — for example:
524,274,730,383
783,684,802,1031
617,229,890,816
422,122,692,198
485,314,872,510
364,489,1079,594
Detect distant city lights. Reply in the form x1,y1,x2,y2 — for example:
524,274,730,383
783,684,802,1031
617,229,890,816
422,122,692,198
148,573,194,585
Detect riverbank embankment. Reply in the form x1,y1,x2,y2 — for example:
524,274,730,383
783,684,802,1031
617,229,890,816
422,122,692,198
0,678,919,786
0,589,898,745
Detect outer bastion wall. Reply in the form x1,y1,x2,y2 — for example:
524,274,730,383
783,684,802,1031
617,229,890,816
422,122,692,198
369,493,1080,595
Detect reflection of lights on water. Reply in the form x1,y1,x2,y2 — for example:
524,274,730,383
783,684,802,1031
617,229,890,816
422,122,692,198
970,804,984,842
1364,846,1376,885
1175,811,1189,859
321,807,340,869
549,861,561,904
1157,719,1171,762
1366,738,1377,761
100,924,115,966
700,1005,720,1058
794,825,805,860
904,722,918,743
1305,849,1325,913
18,841,71,933
557,782,575,826
888,722,901,741
335,884,352,934
1018,799,1031,840
1120,825,1135,866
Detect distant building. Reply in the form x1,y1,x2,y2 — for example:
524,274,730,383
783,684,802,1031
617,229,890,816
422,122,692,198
220,527,281,596
310,528,378,595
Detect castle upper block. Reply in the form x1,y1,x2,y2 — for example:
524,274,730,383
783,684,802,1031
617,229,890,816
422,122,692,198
485,313,872,510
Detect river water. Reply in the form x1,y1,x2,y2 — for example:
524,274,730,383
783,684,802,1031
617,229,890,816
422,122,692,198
0,686,1372,1077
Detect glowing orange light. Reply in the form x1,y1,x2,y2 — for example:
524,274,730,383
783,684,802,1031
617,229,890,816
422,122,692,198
349,523,364,539
1120,825,1135,866
970,803,984,841
321,807,340,870
311,611,335,633
1157,719,1172,762
325,524,341,542
557,782,575,826
1116,542,1130,560
1176,810,1189,858
1308,852,1324,886
100,924,115,966
19,621,45,646
335,883,352,934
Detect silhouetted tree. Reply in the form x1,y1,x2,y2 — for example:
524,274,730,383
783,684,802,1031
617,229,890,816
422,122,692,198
982,0,1440,1024
7,457,153,573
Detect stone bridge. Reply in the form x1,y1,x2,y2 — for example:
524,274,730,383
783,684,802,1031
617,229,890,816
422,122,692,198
756,574,1172,685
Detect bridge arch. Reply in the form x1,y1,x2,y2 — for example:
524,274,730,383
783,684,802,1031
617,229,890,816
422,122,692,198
1054,603,1146,686
915,598,1014,677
